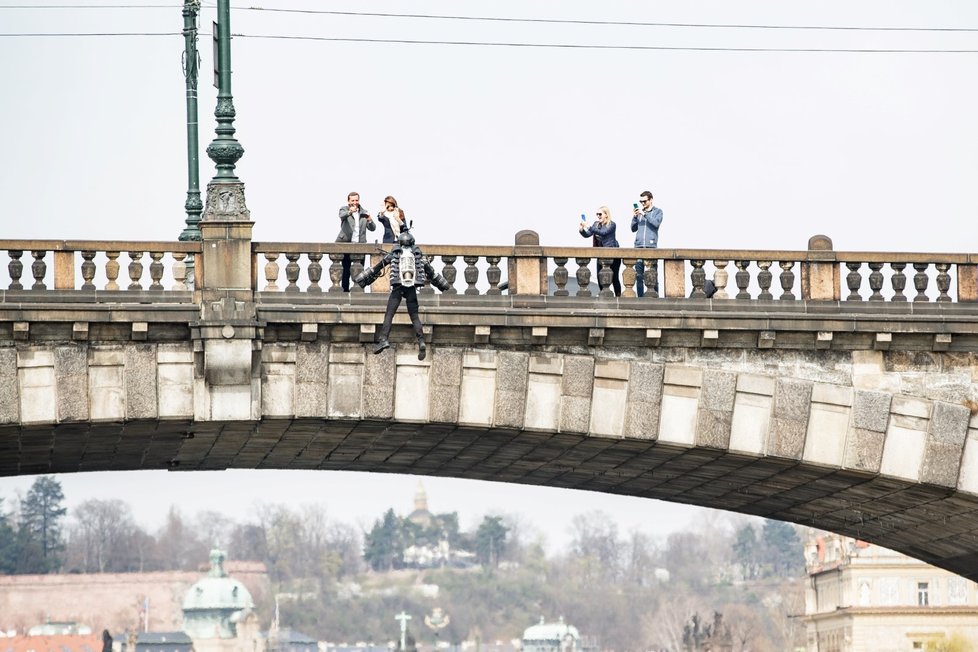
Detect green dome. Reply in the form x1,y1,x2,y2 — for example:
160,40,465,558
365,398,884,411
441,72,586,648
182,548,255,639
183,574,254,610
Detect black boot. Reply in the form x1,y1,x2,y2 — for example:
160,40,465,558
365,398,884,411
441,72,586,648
417,335,427,361
374,339,390,354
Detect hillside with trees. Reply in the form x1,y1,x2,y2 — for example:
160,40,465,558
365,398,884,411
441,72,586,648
0,477,807,651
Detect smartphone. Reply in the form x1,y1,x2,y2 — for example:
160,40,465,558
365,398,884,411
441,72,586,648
633,203,639,210
580,213,586,222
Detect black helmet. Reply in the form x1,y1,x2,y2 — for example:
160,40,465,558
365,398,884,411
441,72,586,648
398,231,415,248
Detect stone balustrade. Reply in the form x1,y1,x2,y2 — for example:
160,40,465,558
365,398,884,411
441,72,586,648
2,235,977,303
0,240,201,296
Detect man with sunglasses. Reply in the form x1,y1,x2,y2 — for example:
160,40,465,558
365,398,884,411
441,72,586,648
631,190,663,297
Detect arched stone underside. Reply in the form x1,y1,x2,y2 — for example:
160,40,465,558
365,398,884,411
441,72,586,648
1,342,977,580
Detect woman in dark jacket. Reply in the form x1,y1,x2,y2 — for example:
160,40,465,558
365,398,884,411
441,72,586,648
579,206,622,296
377,196,408,244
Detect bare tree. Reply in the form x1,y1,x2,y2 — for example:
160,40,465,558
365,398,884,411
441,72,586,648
69,498,136,572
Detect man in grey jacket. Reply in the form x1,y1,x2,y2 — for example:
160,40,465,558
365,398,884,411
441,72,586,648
631,190,663,297
336,191,376,291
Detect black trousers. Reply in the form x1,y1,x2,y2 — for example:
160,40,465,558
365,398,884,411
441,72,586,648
378,285,424,341
341,255,352,292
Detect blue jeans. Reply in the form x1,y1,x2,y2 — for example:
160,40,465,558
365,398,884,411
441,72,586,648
635,254,658,297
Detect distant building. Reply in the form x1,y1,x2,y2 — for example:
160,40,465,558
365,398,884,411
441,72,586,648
182,547,263,652
133,632,193,652
0,634,102,652
401,481,475,569
265,628,317,652
803,533,978,651
521,617,596,652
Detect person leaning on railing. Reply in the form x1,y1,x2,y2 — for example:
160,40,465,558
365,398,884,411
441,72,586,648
336,191,376,291
579,206,622,297
631,190,663,297
377,195,408,244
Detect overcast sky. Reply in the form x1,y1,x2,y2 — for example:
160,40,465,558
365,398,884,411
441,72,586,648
1,0,977,551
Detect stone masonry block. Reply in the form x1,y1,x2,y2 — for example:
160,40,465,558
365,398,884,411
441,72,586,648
55,345,89,422
773,378,813,423
295,342,329,417
695,407,733,449
929,401,971,446
362,346,395,420
843,427,886,472
891,395,932,419
920,441,964,487
700,370,736,412
559,397,591,434
0,348,19,424
562,356,595,397
852,390,892,432
767,417,807,459
494,352,528,429
623,362,664,439
125,345,158,420
429,349,463,423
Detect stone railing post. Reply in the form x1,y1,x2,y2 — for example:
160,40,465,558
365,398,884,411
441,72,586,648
53,249,75,290
959,263,978,303
194,181,260,422
663,260,686,298
802,234,839,301
508,230,546,295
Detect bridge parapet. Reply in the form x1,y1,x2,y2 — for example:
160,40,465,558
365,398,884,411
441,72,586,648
3,234,977,303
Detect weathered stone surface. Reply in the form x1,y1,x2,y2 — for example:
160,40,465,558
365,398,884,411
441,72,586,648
695,408,733,449
327,345,364,419
562,355,595,398
429,349,462,423
19,349,56,424
261,344,296,417
296,342,330,417
929,401,970,446
700,370,736,412
843,427,885,472
494,351,528,429
363,352,395,419
852,390,891,432
55,345,89,422
623,362,663,439
921,441,964,487
773,378,814,422
767,417,808,459
125,345,158,419
460,351,497,426
0,348,19,424
394,350,431,422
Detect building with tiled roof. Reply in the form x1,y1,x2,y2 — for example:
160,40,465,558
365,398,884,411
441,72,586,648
0,634,102,652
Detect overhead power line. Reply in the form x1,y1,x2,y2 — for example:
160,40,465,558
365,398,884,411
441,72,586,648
4,3,978,34
230,6,978,34
3,31,978,53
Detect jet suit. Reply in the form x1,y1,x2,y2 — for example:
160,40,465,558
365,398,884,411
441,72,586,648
354,230,449,360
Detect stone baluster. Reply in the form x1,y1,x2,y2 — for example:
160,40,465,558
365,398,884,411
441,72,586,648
263,253,280,291
552,257,569,296
757,261,773,300
105,252,121,291
845,262,862,301
935,263,951,302
7,250,23,290
890,263,907,301
735,260,751,299
284,253,301,292
463,255,480,295
621,257,637,298
327,253,345,293
149,252,165,291
80,251,97,290
127,251,144,291
350,256,367,294
712,260,730,299
575,258,592,297
645,258,659,298
440,255,457,294
307,253,323,293
867,263,884,301
486,256,502,295
779,261,796,300
597,258,614,297
689,260,707,298
172,253,188,291
31,251,47,290
913,263,930,302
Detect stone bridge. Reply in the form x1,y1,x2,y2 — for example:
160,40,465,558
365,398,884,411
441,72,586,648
1,225,977,580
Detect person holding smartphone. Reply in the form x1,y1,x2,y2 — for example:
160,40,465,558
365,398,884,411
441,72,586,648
631,190,663,297
579,206,622,297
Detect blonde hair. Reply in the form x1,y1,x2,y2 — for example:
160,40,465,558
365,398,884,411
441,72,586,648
598,206,612,222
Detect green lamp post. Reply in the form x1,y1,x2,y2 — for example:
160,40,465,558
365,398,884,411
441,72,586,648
206,0,244,182
179,0,203,284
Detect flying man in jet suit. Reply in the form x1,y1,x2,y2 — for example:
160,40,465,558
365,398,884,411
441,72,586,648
354,229,450,360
